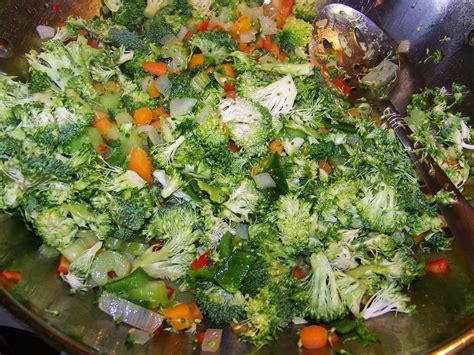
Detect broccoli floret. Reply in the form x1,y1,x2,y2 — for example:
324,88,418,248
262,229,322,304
30,70,51,93
20,153,75,181
240,257,270,297
276,17,312,54
109,28,148,52
292,0,318,21
111,0,146,31
218,98,273,155
0,133,22,157
143,11,186,44
34,207,78,248
239,285,292,346
144,0,172,18
335,271,368,317
109,189,154,232
356,183,407,234
274,194,317,255
133,204,200,280
223,180,265,221
307,252,347,323
189,30,237,65
360,283,415,320
169,72,196,98
62,241,102,290
194,281,246,324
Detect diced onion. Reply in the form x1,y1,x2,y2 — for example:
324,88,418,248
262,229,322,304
136,125,162,146
208,17,221,29
236,223,249,240
253,173,276,189
397,40,410,54
155,75,171,97
239,30,257,43
170,98,197,117
259,16,277,35
177,26,189,41
98,292,164,333
202,329,223,352
141,76,153,92
36,25,56,40
292,316,308,325
128,328,153,345
159,34,178,45
239,5,263,20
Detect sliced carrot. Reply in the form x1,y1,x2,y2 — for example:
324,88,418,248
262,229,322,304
95,109,108,120
148,81,160,98
94,82,104,92
319,159,333,174
142,61,168,76
187,301,204,321
232,15,251,35
87,38,99,48
269,139,284,154
279,0,294,19
152,106,170,120
92,117,111,135
189,53,205,70
128,147,153,184
270,43,282,59
300,325,328,349
239,42,248,52
56,255,70,274
133,107,153,126
163,303,195,330
425,258,449,273
274,15,286,29
348,107,360,118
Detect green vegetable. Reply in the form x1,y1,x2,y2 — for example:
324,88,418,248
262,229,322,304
214,250,256,293
91,250,131,286
104,267,169,309
217,232,233,260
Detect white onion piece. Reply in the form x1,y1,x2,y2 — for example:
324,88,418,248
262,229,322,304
136,125,162,146
208,17,221,29
236,223,249,240
98,292,164,333
397,40,410,54
177,26,189,41
141,76,153,92
239,30,257,43
253,173,276,188
128,329,153,345
221,21,234,32
240,5,263,20
259,16,278,35
167,59,179,73
155,75,171,97
36,25,56,40
170,98,197,117
202,329,223,352
292,316,308,325
160,34,178,45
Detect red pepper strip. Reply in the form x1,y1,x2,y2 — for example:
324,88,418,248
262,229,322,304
191,251,211,270
197,19,210,32
228,139,241,152
1,271,22,282
334,77,352,95
166,285,175,298
425,257,449,273
224,84,235,92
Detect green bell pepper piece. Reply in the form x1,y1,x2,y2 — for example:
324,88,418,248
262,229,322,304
214,250,256,293
217,232,233,260
104,267,168,309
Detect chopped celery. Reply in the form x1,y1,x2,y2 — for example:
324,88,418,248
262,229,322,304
100,93,121,110
86,127,104,149
115,111,133,126
105,238,148,256
61,231,99,262
191,71,211,92
91,250,131,286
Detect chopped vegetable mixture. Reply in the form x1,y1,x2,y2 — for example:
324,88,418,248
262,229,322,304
0,0,473,349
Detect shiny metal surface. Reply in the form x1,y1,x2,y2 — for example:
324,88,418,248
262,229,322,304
0,0,473,354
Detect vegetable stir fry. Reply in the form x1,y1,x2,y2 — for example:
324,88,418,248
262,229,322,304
0,0,472,349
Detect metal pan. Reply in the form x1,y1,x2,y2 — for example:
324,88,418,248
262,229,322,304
0,0,473,353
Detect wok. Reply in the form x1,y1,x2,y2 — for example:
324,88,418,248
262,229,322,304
0,0,473,353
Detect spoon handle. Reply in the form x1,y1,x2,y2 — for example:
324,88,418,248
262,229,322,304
386,112,474,272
